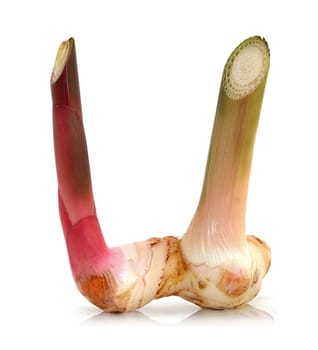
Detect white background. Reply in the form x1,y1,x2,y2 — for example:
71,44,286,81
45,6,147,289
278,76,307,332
1,0,317,348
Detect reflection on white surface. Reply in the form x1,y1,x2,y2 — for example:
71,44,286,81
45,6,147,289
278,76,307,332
181,304,273,325
81,296,275,326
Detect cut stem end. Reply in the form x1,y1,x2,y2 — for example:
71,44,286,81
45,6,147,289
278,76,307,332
51,38,74,84
224,36,269,100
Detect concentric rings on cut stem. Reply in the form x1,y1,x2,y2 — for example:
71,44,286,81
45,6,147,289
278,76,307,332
51,38,73,83
223,36,270,100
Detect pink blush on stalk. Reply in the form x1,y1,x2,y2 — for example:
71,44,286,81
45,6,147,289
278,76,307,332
64,215,124,280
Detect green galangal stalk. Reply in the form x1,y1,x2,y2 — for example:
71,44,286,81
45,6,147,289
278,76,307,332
51,36,271,312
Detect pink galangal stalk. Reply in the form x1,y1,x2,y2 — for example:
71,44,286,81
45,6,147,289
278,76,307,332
51,36,271,312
